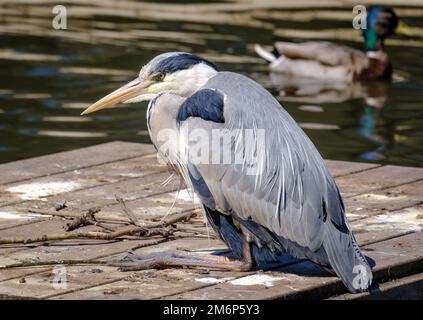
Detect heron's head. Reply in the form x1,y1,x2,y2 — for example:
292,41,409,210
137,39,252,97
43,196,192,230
81,52,218,115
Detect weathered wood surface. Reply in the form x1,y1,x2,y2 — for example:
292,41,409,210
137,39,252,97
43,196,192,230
0,141,422,300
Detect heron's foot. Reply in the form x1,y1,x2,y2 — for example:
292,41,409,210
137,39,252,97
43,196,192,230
108,249,253,272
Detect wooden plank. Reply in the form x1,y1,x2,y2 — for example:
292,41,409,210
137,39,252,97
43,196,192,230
336,165,423,198
164,232,423,300
51,268,245,300
0,219,68,239
100,238,227,263
50,238,231,300
0,152,170,231
0,141,155,185
1,180,421,298
48,211,423,300
1,200,416,299
351,204,423,245
0,214,46,231
345,180,423,222
0,191,200,261
4,200,414,270
1,142,422,299
0,219,81,258
0,222,150,268
96,190,199,221
325,160,380,177
0,267,50,282
1,199,419,299
0,265,127,299
0,238,226,299
0,153,167,208
1,171,179,215
330,272,423,300
31,172,179,211
0,237,166,269
346,205,423,258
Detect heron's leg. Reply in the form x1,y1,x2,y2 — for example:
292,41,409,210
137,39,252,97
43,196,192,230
109,232,255,272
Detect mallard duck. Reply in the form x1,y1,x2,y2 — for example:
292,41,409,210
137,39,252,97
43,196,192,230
255,7,410,81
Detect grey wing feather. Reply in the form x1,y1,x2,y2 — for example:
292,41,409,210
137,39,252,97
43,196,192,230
180,72,372,292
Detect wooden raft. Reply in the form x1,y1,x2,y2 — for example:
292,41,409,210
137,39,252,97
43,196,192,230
0,141,422,300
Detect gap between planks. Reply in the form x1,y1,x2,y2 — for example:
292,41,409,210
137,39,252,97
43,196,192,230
345,178,423,200
0,156,164,209
0,141,155,185
0,153,153,187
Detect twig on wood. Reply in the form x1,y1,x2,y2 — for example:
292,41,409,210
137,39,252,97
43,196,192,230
145,227,173,237
115,195,143,227
175,224,209,235
174,232,215,239
0,211,195,245
130,238,169,251
0,259,107,269
91,222,116,232
54,202,67,211
158,211,195,226
65,208,100,231
15,207,130,224
63,207,115,232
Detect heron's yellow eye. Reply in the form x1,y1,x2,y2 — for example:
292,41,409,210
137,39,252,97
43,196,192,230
153,72,166,81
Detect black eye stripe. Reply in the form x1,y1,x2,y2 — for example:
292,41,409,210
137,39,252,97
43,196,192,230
151,53,218,74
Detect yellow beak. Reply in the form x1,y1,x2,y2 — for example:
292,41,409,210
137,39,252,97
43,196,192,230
396,20,415,36
81,77,152,115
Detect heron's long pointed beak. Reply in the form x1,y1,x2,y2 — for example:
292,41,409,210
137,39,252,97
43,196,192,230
81,77,152,115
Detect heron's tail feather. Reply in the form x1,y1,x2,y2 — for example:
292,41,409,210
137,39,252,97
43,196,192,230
254,44,280,63
323,222,373,293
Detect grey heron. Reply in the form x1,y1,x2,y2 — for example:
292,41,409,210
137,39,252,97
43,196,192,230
81,52,373,293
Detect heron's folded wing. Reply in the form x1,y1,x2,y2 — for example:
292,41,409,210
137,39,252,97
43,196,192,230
179,72,346,251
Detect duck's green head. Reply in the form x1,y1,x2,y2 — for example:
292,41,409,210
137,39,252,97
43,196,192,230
363,7,398,51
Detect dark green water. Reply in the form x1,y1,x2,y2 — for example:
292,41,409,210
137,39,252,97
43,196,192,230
0,1,422,166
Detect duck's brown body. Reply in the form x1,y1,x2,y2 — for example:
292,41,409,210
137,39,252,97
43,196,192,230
255,41,392,82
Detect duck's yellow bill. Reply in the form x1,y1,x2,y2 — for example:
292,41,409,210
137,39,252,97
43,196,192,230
396,20,415,36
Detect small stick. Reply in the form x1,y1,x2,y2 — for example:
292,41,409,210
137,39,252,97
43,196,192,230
65,208,100,231
115,196,143,227
91,222,116,232
0,211,195,245
175,225,209,235
174,232,215,239
63,208,115,232
0,259,107,269
54,202,68,211
14,207,130,224
130,238,168,251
